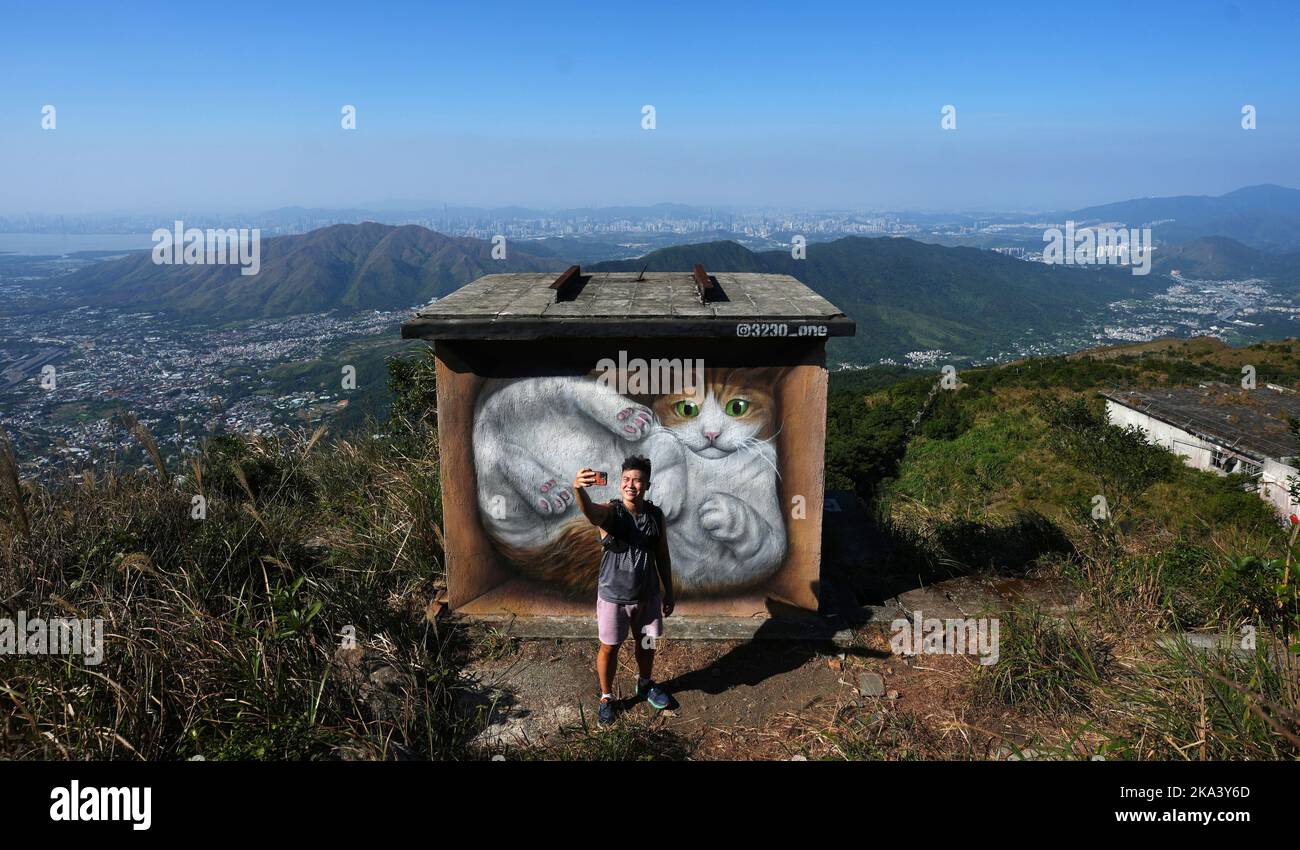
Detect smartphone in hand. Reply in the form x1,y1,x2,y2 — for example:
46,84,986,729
594,470,608,486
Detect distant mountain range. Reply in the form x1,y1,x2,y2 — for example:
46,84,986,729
1070,184,1300,252
52,179,1300,365
592,237,1166,363
1152,235,1300,286
58,223,567,319
54,222,1171,364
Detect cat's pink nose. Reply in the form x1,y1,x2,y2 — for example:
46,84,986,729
703,430,720,441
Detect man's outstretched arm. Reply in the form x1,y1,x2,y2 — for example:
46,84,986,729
573,468,614,530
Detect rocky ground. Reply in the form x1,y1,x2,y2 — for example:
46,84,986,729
459,571,1087,760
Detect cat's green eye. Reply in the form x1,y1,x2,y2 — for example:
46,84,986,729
674,400,701,418
724,398,750,417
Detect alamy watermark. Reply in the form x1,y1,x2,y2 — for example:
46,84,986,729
1042,221,1152,275
890,610,1000,665
50,780,150,830
152,220,261,276
1,611,104,666
595,351,704,396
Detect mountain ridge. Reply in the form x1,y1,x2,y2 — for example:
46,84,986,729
1152,235,1300,284
58,222,568,319
1070,184,1300,251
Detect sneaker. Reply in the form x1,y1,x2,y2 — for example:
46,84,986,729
636,679,671,710
597,696,616,727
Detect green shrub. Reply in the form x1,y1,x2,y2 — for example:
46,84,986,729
976,606,1112,715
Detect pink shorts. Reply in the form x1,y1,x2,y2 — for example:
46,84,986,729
596,592,664,646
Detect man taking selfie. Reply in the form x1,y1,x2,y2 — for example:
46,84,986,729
573,455,675,726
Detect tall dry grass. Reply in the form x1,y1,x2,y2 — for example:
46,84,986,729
0,424,477,760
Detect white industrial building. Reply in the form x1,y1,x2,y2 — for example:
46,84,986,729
1102,384,1300,519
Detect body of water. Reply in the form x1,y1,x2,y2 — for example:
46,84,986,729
0,233,154,256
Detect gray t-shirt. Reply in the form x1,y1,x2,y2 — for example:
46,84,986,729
596,499,664,604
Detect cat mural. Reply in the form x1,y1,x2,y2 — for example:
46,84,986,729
472,367,788,597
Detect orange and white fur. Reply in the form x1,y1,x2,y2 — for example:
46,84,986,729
471,368,787,596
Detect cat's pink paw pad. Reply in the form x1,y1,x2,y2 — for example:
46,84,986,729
538,480,573,513
616,405,653,440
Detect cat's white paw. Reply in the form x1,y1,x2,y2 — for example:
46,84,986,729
699,494,746,542
653,483,685,521
614,404,654,441
637,430,686,519
535,478,573,514
650,467,687,521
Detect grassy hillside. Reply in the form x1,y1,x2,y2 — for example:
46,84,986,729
823,343,1300,759
1,338,1298,760
0,424,473,760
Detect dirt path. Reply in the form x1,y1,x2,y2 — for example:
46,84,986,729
459,573,1083,760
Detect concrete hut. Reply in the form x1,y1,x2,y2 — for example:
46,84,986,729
1103,383,1300,519
401,265,856,627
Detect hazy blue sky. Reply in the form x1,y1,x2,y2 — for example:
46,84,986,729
3,0,1298,214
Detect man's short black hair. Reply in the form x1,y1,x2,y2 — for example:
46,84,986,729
622,455,652,479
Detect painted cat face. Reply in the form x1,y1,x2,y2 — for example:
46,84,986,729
652,370,778,459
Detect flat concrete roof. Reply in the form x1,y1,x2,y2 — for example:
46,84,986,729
400,270,855,340
1102,383,1300,461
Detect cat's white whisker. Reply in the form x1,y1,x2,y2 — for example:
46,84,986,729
736,435,781,479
